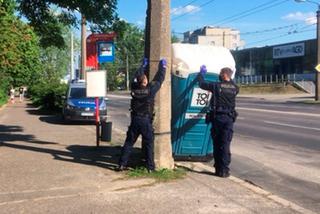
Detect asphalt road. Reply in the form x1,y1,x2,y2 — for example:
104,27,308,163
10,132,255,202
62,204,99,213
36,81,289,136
106,93,320,213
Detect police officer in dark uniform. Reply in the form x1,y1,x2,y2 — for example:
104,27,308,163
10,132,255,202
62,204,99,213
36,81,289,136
198,65,239,178
117,58,167,172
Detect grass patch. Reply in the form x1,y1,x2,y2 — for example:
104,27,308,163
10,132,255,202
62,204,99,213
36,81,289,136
127,167,187,182
239,83,304,94
0,100,6,108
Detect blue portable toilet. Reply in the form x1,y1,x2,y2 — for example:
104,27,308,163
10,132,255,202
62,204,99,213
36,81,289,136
171,44,236,161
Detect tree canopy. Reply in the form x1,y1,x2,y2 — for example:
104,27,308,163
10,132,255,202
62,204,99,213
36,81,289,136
0,0,42,87
97,20,145,90
17,0,118,48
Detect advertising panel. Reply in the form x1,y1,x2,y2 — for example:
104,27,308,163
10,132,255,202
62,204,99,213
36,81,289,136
273,43,305,59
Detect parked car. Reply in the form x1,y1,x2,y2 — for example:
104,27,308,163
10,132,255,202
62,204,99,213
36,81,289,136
62,80,107,122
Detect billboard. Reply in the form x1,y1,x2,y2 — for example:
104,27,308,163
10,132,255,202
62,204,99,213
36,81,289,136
273,43,305,59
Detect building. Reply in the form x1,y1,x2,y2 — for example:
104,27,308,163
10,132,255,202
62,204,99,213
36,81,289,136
232,39,316,77
183,26,244,50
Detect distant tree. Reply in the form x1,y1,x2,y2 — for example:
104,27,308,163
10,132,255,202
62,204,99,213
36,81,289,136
17,0,118,48
97,20,145,90
171,34,181,43
0,0,42,87
40,27,80,82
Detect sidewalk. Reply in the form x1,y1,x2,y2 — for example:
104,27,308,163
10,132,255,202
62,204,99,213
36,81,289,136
0,101,314,214
238,93,315,103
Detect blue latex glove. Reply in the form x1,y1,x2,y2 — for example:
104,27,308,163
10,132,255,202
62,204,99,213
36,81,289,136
200,65,207,76
160,59,167,68
142,58,148,69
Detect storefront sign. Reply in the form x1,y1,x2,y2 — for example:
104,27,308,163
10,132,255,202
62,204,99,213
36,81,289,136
273,43,305,59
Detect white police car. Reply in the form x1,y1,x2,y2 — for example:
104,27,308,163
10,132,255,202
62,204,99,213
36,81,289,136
62,80,107,122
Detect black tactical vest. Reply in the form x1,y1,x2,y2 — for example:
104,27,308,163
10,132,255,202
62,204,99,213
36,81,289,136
130,87,154,117
214,81,238,113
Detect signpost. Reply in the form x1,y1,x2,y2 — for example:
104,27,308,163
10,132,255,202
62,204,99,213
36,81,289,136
86,33,115,146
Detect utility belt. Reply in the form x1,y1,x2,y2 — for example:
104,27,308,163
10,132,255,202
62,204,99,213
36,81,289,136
205,110,238,124
131,112,154,121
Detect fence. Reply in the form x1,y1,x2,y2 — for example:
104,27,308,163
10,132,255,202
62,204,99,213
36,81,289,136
235,73,316,94
235,73,315,85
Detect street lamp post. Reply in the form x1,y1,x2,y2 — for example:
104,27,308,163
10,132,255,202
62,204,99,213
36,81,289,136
295,0,320,100
126,50,130,91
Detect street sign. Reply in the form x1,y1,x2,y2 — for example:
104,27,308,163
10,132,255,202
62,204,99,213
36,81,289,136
97,42,115,63
86,33,116,70
315,64,320,72
86,70,106,97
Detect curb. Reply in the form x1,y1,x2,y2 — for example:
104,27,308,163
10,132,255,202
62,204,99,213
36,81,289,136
175,162,316,214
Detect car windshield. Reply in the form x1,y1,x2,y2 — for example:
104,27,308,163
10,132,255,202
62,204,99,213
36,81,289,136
69,88,86,99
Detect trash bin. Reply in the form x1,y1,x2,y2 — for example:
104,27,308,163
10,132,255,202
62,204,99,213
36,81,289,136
171,44,236,161
101,120,112,142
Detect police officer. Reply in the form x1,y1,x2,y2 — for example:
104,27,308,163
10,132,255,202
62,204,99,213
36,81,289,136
117,58,167,172
198,65,239,178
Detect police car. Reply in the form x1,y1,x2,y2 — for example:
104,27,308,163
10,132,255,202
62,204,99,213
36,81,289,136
62,80,107,122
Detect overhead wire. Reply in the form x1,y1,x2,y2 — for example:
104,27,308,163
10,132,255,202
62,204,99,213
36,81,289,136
216,0,290,26
172,23,302,36
171,0,217,21
245,28,316,47
170,0,313,47
213,0,284,25
174,0,202,10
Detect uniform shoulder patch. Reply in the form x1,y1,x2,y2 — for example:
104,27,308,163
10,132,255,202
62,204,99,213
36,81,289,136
220,83,236,89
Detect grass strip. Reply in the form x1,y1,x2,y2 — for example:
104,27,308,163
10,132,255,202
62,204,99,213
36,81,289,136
127,167,186,182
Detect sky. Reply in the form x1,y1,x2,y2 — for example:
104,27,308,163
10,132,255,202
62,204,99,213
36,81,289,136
116,0,319,48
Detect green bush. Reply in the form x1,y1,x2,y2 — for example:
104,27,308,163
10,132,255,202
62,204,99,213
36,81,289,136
0,74,10,107
29,80,67,112
0,90,8,107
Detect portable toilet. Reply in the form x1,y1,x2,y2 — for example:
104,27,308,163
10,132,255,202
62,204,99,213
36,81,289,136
171,44,236,161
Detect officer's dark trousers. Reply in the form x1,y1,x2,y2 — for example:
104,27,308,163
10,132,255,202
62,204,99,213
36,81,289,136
211,114,234,173
119,116,155,170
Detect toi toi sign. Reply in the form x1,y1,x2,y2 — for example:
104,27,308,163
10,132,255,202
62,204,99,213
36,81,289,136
191,88,212,107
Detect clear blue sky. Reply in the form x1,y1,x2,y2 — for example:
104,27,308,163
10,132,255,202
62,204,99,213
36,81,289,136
117,0,319,48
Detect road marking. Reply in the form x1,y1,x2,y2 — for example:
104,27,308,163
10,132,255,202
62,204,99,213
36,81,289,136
264,121,320,132
238,102,309,110
237,107,320,118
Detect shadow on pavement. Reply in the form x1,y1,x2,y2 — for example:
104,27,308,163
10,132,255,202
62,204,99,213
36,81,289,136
177,165,215,176
0,125,58,145
1,141,144,171
2,104,147,170
25,103,56,116
38,115,95,126
54,145,145,170
0,125,23,133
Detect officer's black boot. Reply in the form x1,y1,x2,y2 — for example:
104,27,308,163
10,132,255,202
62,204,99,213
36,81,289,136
116,165,128,172
214,167,222,176
220,171,230,178
147,168,155,173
